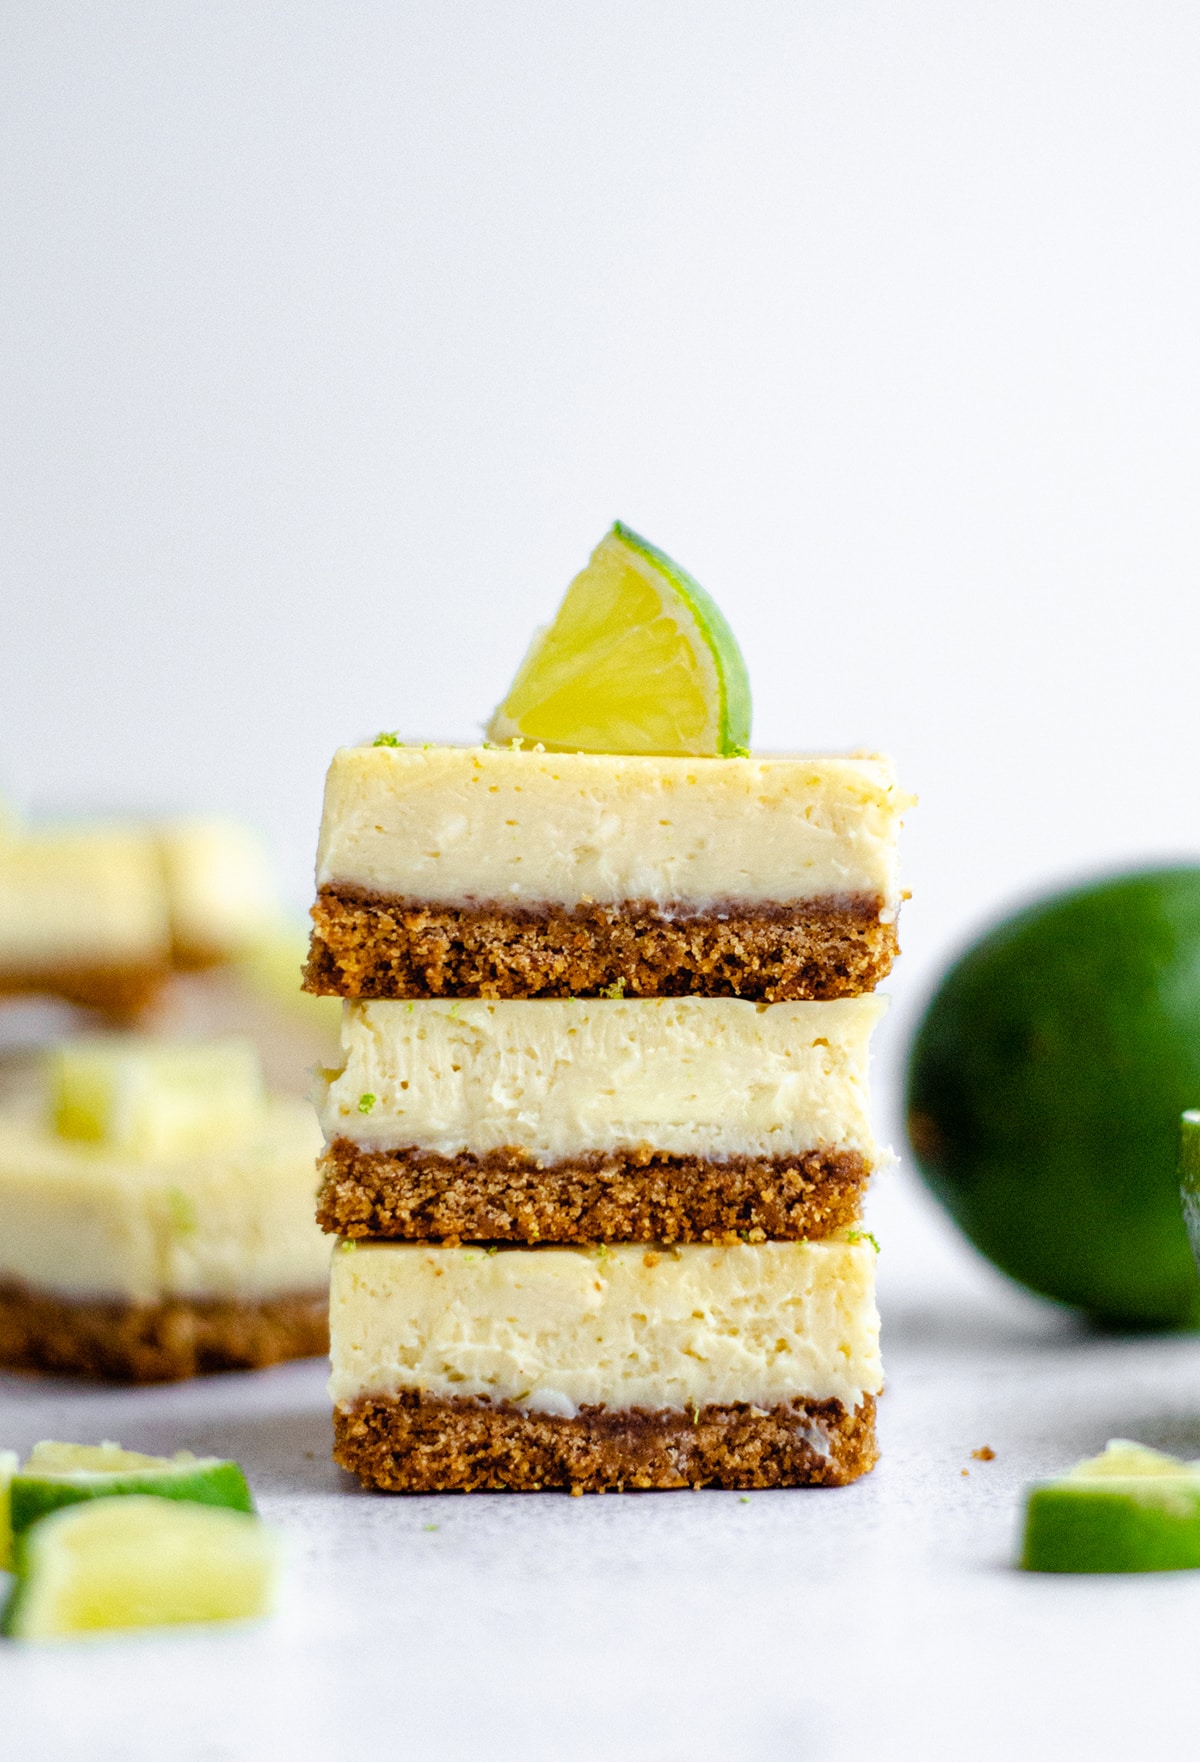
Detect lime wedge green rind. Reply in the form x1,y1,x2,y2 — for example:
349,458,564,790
610,522,752,757
0,1450,16,1572
1021,1440,1200,1573
2,1496,279,1640
9,1445,254,1539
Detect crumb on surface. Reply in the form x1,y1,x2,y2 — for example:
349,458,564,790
971,1445,996,1461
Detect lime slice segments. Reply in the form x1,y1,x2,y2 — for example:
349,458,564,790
1021,1440,1200,1573
486,522,752,757
10,1441,254,1538
2,1496,279,1640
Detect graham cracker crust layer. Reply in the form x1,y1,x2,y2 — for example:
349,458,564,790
0,962,171,1023
0,1281,329,1384
318,1138,867,1244
304,887,897,1002
334,1390,878,1492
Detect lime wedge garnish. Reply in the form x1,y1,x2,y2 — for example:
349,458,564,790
10,1440,254,1538
486,522,751,756
2,1496,279,1639
1021,1440,1200,1572
0,1450,16,1572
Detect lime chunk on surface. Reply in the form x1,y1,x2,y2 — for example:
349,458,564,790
2,1496,279,1640
50,1036,267,1158
0,1449,16,1572
486,522,751,757
10,1441,254,1537
1021,1440,1200,1573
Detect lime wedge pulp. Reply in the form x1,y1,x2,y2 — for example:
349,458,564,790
2,1496,279,1640
486,522,752,757
1021,1440,1200,1573
9,1440,254,1538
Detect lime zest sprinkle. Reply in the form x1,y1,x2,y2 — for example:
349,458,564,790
601,978,626,1000
373,732,403,747
423,1523,439,1532
357,1092,377,1115
341,1238,358,1252
728,744,750,759
847,1229,880,1253
739,1495,750,1504
485,1245,499,1256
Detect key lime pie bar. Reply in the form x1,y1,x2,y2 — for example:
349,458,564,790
330,1238,881,1490
0,1038,329,1381
0,812,280,1018
305,745,906,1003
317,995,883,1243
317,523,907,1491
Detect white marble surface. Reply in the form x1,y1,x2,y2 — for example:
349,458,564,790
3,1167,1198,1762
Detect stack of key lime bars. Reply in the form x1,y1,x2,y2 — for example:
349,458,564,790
305,525,913,1492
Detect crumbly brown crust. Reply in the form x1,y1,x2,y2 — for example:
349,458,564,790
0,1281,329,1384
317,1138,868,1244
304,888,897,1002
0,963,171,1024
334,1390,877,1491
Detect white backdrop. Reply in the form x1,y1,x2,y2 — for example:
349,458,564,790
5,0,1200,1109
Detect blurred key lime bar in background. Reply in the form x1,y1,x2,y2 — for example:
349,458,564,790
0,807,279,1020
0,1035,329,1382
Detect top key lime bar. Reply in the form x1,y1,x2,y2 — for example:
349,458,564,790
304,744,912,1001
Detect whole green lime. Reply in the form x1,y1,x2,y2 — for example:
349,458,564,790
907,867,1200,1327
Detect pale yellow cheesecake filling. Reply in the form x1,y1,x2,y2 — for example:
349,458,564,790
158,819,281,965
0,829,170,975
315,744,912,914
329,1238,882,1415
0,1098,329,1305
318,995,885,1164
0,816,280,978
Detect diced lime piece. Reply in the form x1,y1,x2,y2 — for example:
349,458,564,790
2,1496,279,1639
10,1441,254,1537
50,1036,267,1158
1021,1440,1200,1572
486,522,752,757
0,1450,17,1572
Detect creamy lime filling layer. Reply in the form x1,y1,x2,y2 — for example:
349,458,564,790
315,744,912,914
329,1238,882,1415
0,1099,329,1304
0,817,279,976
318,995,885,1164
0,830,170,974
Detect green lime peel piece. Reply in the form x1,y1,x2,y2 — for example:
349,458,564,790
1021,1440,1200,1573
9,1441,254,1539
0,1450,17,1572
